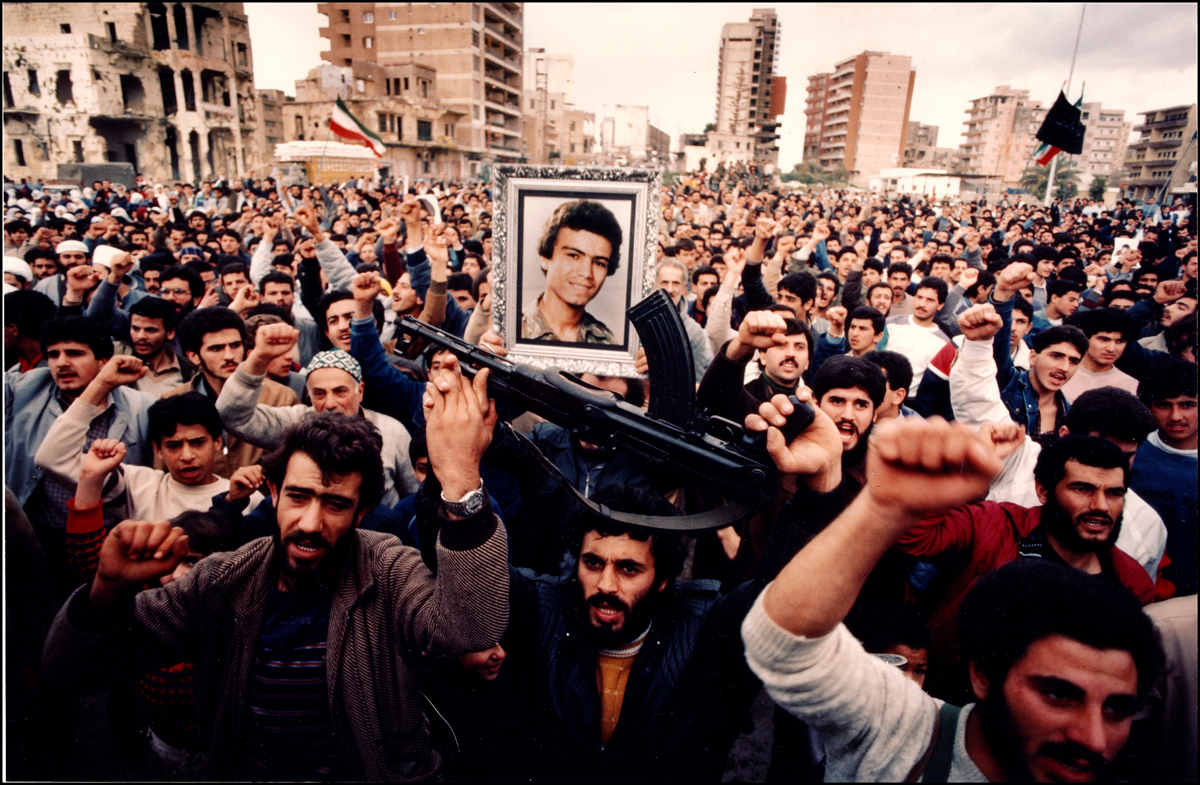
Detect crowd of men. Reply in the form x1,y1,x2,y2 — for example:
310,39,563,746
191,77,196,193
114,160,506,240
3,168,1196,782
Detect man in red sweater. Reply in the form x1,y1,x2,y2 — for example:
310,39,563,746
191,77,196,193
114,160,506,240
898,434,1156,701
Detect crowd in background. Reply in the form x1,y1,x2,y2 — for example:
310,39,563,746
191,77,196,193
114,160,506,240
3,166,1196,782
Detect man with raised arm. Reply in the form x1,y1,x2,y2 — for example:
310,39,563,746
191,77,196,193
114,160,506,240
43,372,510,781
742,415,1164,782
216,321,419,504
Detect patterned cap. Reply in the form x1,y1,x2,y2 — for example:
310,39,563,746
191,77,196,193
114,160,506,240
305,350,363,383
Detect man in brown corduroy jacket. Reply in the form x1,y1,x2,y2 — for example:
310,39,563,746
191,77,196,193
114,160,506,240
44,367,509,781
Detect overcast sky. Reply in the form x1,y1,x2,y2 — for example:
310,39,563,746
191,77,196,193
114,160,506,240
247,3,1198,169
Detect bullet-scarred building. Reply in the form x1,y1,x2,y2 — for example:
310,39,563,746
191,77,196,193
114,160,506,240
3,2,267,183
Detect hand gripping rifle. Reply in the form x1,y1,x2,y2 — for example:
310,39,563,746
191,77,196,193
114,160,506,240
397,289,813,532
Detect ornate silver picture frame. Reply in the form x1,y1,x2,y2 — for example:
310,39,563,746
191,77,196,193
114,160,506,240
491,165,661,377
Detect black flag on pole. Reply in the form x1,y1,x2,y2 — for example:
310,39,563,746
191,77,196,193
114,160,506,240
1036,91,1085,155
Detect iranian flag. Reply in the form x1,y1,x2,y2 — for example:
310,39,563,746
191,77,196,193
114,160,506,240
330,97,387,157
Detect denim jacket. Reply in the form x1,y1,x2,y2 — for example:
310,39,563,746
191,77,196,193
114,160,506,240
5,368,156,506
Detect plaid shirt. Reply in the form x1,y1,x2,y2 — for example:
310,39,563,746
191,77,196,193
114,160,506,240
29,392,118,531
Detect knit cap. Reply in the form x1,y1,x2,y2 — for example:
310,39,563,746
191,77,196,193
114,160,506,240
304,350,363,383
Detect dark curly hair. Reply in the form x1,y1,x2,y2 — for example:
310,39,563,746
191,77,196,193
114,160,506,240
260,413,385,514
537,200,622,275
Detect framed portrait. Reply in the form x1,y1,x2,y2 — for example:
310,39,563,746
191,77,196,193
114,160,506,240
491,165,661,377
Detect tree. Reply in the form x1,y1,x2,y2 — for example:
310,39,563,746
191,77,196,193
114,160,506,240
1019,162,1080,201
783,161,853,186
1089,176,1107,201
703,123,716,134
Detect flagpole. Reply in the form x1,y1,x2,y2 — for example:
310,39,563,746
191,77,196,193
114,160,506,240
1044,3,1087,208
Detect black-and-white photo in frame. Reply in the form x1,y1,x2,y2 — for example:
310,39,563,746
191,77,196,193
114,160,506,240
491,165,661,377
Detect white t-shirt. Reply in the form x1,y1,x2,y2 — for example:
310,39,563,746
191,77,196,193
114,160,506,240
884,316,952,392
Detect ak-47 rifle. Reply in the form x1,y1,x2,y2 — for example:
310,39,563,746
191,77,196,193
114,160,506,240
397,290,813,531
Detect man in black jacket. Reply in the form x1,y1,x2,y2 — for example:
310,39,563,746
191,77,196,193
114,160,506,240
415,387,846,781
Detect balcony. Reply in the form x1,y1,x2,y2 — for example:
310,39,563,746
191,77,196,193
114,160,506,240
483,21,520,50
1134,115,1190,132
485,3,523,30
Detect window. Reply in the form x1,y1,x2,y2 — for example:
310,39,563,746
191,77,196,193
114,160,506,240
181,69,196,111
444,123,453,137
388,11,397,20
159,66,177,114
570,121,575,131
393,77,400,95
237,43,247,66
473,30,480,47
529,98,535,109
342,34,351,46
107,22,118,42
550,99,555,110
379,113,387,133
2,73,11,108
73,140,84,162
403,77,409,91
395,117,402,138
570,143,576,152
340,9,349,22
56,69,74,105
418,28,426,34
296,115,305,139
13,139,26,166
364,37,373,48
28,69,40,96
60,23,71,34
418,120,432,141
385,78,391,96
363,11,374,23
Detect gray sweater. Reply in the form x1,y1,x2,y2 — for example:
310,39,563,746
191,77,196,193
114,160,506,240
742,591,988,781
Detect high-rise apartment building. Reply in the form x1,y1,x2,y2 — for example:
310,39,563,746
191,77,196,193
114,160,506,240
317,2,523,173
710,8,783,166
958,85,1046,192
1122,103,1197,202
1071,102,1131,193
803,51,914,185
3,2,265,183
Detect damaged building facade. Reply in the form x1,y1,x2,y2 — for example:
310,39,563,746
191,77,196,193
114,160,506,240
3,2,266,185
286,62,469,181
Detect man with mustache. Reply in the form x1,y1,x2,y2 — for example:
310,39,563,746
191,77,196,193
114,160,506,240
982,259,1092,444
697,308,812,426
116,296,195,397
43,389,510,780
215,324,419,506
743,415,1164,783
164,307,298,479
412,388,834,780
5,316,158,598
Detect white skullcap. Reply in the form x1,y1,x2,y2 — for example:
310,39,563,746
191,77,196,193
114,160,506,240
56,239,89,255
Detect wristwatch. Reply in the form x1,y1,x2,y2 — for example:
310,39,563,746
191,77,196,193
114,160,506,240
440,482,486,517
